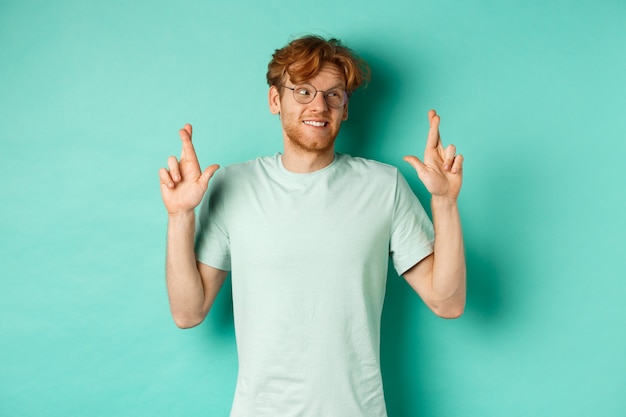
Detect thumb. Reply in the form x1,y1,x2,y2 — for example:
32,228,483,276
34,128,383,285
198,164,220,188
403,155,426,178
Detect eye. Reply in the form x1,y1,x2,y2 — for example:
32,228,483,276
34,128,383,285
324,88,346,107
295,86,313,96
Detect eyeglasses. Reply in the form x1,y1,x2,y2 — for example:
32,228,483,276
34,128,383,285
281,84,349,108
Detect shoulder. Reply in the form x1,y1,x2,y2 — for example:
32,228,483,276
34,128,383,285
205,155,279,204
221,154,277,174
335,154,399,181
212,154,278,182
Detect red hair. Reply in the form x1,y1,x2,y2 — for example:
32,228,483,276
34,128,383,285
266,35,370,94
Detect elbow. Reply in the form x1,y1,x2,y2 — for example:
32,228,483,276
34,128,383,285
431,298,466,319
435,305,465,319
169,297,216,329
171,311,205,329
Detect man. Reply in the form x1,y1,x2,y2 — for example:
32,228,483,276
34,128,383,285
159,35,465,417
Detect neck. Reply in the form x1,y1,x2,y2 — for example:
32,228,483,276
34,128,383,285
281,146,335,173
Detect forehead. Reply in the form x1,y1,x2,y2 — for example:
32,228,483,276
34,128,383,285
290,63,346,88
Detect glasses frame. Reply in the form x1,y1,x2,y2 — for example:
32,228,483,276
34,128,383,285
281,84,349,109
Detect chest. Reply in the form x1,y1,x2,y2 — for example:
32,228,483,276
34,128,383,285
224,176,395,268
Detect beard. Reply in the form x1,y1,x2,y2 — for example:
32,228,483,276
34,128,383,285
281,115,341,155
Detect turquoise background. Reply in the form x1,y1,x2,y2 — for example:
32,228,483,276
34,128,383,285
1,0,625,416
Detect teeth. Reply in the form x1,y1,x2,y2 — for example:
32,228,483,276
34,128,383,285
303,121,326,127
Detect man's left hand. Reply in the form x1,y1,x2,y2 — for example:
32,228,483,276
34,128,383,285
403,109,464,200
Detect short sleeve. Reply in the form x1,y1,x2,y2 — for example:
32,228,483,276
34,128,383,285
389,171,434,276
194,171,232,271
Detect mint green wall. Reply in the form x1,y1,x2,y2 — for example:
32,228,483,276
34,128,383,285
1,1,624,416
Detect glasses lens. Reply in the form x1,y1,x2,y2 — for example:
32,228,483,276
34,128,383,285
290,84,347,108
292,85,315,104
324,88,347,108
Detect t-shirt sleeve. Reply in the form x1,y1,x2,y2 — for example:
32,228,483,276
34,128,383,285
194,172,232,271
389,171,435,276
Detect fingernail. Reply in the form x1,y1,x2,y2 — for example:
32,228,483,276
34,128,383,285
174,174,181,181
168,182,174,188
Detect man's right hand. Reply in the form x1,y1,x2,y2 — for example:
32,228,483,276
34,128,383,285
159,124,220,215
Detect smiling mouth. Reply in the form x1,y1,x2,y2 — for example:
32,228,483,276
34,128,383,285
303,120,328,127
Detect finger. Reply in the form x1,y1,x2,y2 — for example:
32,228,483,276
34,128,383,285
198,164,221,189
403,155,427,178
167,156,181,182
451,154,464,174
179,125,199,163
426,110,441,150
443,144,457,171
159,167,175,188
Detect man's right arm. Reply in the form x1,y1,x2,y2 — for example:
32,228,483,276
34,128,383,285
166,211,227,328
159,124,226,328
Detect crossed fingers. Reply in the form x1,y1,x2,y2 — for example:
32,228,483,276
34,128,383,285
159,124,199,189
428,110,463,174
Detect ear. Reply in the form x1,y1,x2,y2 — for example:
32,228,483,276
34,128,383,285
269,86,281,115
342,102,349,121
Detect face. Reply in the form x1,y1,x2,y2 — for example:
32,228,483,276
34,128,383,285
268,63,349,155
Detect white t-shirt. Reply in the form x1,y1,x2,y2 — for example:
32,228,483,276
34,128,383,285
195,153,434,417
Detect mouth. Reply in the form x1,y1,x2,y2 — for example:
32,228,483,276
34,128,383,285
303,120,329,127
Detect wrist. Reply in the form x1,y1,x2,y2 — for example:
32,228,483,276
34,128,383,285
168,210,195,222
430,196,460,217
431,195,458,207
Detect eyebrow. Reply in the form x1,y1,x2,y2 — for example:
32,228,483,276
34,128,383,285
304,82,346,90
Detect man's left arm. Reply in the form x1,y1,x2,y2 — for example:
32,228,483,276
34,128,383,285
402,109,466,319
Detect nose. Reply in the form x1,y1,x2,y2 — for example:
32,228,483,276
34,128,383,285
308,91,329,111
